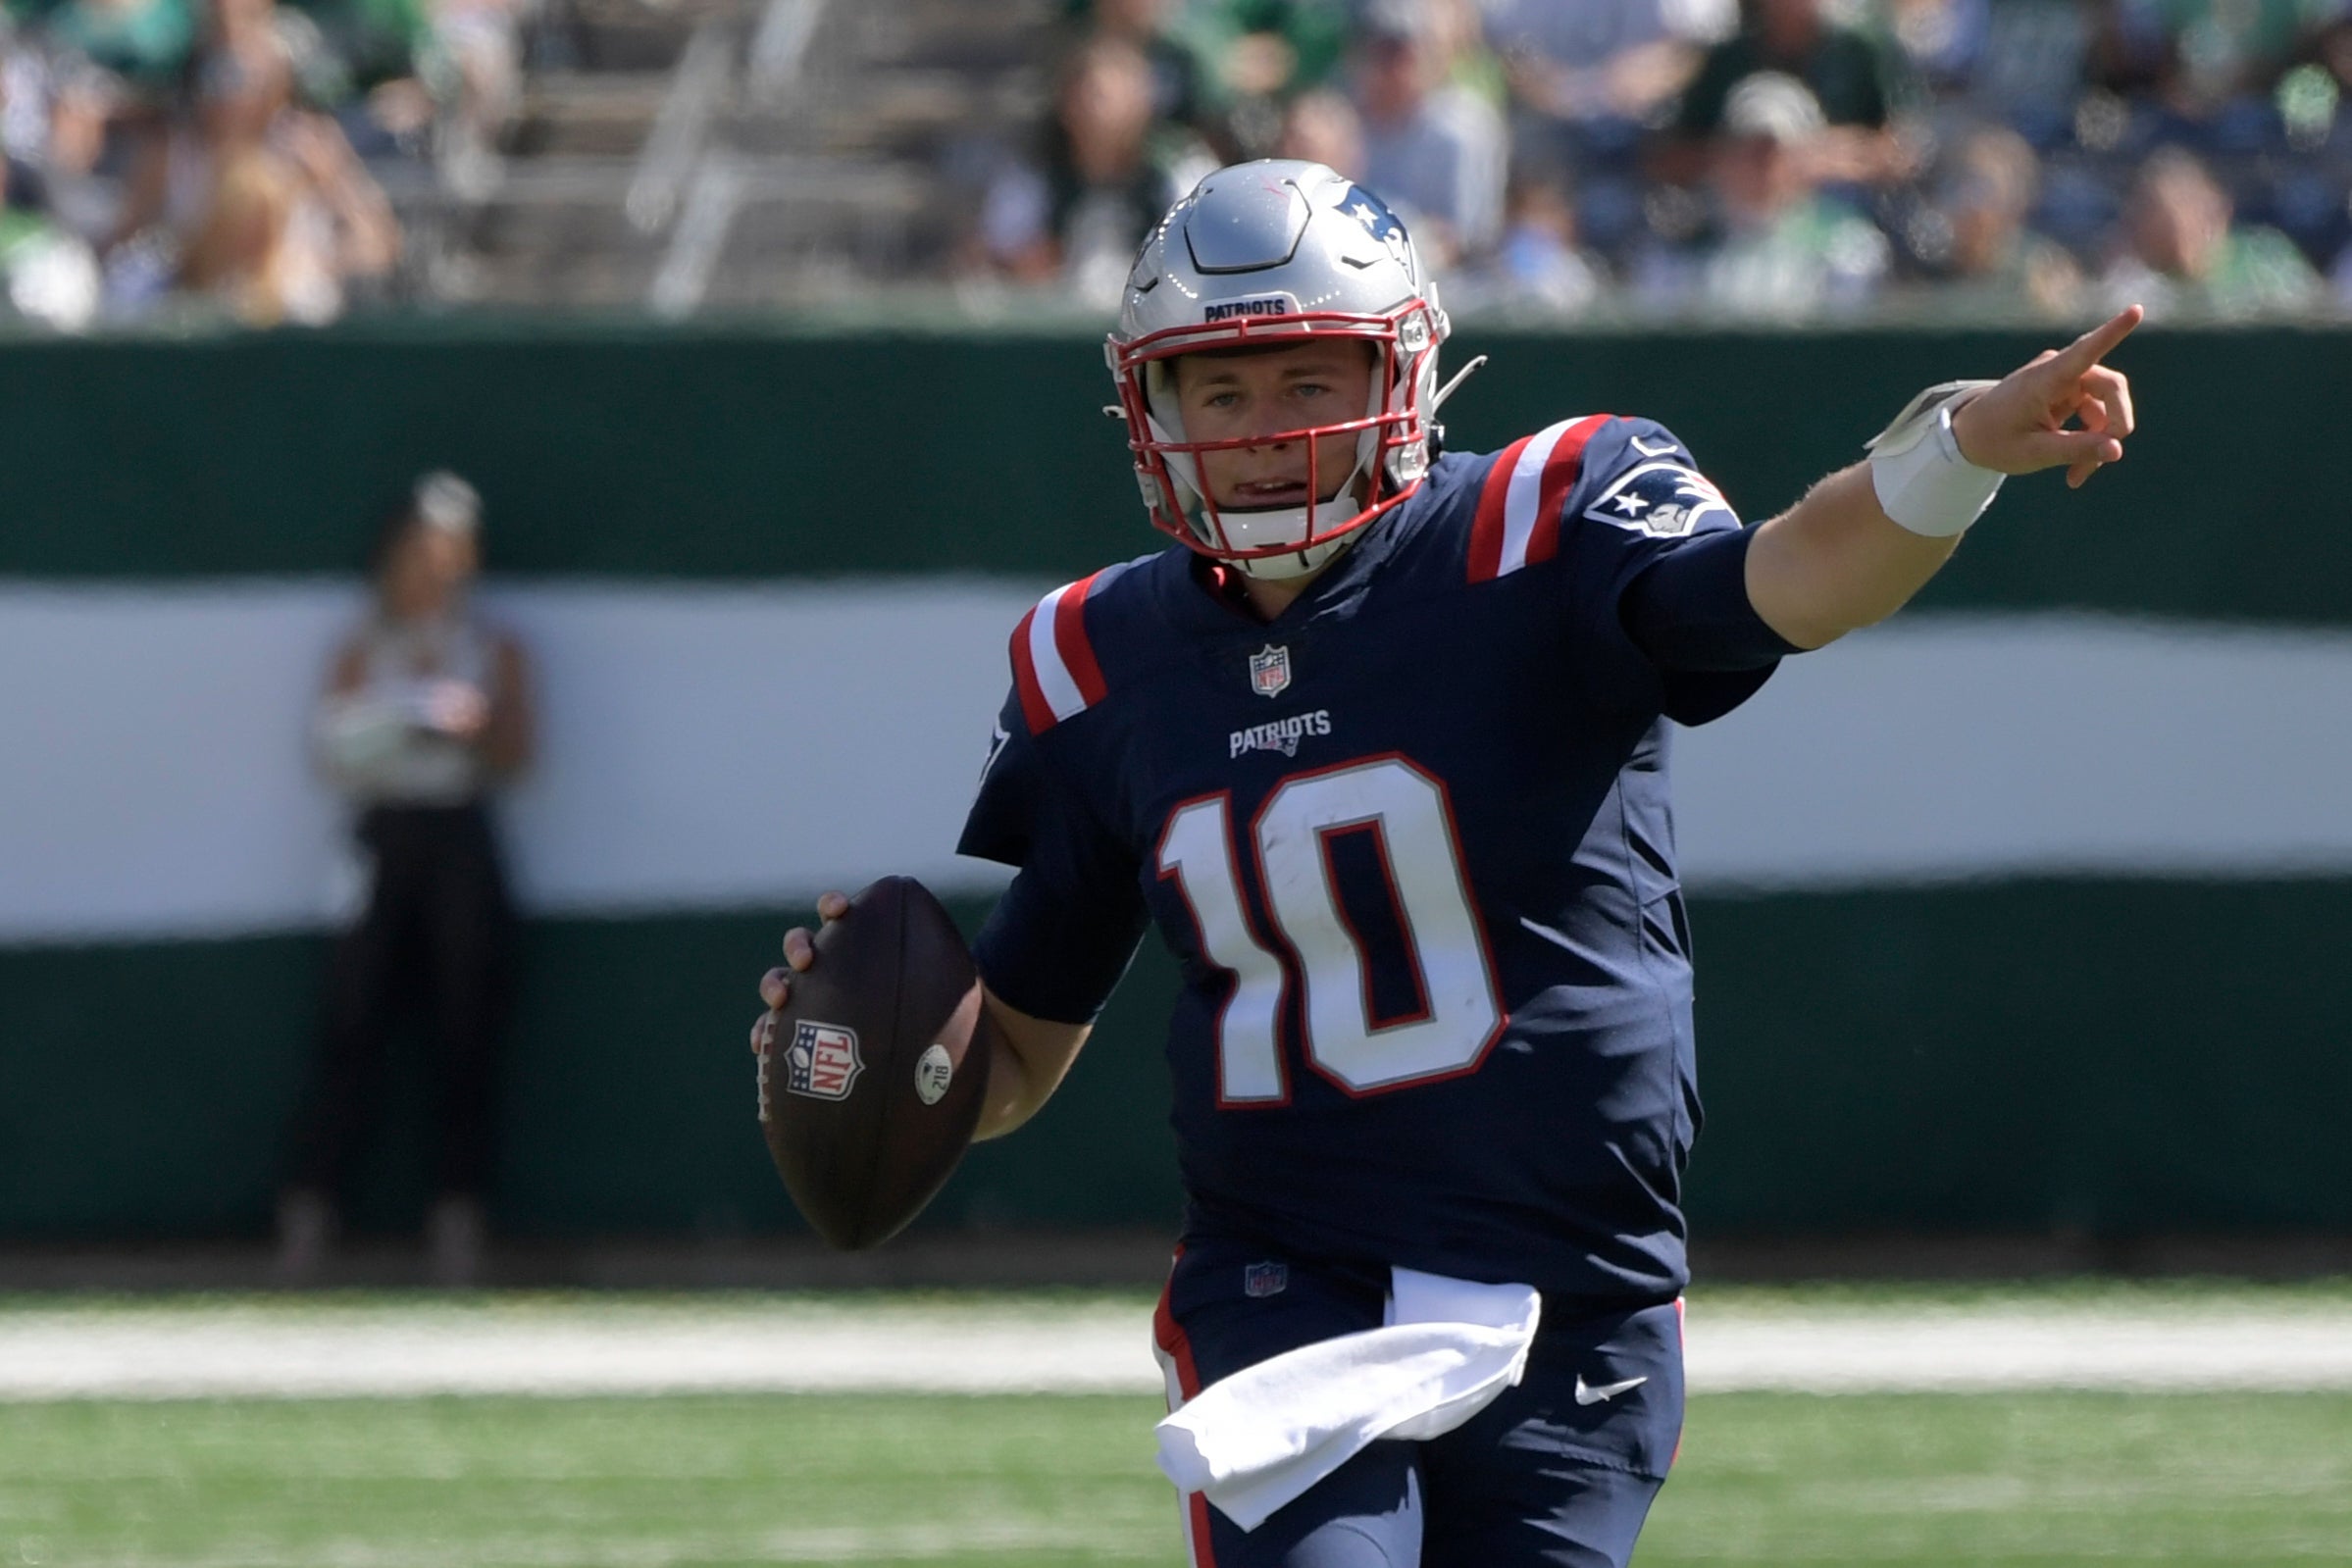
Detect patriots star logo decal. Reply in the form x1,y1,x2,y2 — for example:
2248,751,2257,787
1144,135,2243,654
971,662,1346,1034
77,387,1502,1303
1337,183,1412,268
1584,462,1737,538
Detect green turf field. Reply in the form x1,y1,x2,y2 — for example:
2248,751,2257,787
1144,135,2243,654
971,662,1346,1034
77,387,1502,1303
5,1390,2350,1566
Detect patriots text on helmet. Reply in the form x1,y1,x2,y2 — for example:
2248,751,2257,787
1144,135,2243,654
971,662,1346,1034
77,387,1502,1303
1202,295,1299,322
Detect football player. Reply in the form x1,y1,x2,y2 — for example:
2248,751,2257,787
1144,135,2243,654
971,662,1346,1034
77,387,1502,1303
752,162,2137,1566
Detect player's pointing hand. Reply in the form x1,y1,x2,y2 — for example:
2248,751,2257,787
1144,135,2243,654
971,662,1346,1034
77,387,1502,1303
749,890,849,1054
1950,305,2142,490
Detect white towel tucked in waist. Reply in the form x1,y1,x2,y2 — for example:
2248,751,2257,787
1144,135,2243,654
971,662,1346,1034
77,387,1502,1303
1154,1267,1542,1532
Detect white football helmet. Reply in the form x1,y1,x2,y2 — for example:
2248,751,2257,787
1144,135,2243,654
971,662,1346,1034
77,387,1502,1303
1108,160,1451,580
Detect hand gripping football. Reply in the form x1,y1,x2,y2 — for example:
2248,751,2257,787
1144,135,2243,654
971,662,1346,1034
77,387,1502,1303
756,877,990,1249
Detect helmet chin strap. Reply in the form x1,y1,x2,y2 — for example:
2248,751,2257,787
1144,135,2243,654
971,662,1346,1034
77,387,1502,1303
1221,493,1364,580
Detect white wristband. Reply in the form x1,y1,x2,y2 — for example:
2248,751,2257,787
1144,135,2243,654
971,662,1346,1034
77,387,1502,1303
1866,379,2005,537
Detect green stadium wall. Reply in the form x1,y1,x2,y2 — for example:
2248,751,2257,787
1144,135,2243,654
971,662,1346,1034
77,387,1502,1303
3,321,2348,1243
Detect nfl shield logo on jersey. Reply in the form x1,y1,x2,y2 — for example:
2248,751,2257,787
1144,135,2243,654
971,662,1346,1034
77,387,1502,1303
785,1021,863,1101
1249,644,1292,698
1243,1260,1289,1297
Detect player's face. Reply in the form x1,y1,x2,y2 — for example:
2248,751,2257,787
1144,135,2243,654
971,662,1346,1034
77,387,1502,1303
1173,340,1377,511
382,521,478,619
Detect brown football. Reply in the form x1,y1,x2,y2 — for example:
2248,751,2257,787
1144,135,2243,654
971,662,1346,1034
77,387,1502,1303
756,876,990,1249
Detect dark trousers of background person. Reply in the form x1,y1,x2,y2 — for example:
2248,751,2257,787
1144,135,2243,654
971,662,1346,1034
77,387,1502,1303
287,802,518,1210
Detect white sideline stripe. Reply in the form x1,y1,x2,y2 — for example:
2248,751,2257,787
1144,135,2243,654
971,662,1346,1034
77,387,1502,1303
60,1519,1139,1568
1686,1307,2352,1391
1027,582,1087,722
0,580,1036,943
1674,614,2352,887
6,588,2352,944
0,1308,1155,1400
1496,418,1578,577
3,1304,2350,1400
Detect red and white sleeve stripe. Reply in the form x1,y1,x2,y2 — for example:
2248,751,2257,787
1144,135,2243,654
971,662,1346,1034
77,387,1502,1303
1008,571,1111,734
1466,413,1612,583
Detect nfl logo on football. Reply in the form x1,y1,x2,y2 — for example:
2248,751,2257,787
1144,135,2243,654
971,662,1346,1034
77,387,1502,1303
1243,1260,1289,1297
786,1021,863,1101
1249,644,1292,699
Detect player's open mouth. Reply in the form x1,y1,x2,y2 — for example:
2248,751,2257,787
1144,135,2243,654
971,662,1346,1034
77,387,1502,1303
1233,479,1310,504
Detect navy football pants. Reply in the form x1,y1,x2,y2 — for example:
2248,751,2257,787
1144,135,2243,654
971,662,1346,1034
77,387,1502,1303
1153,1239,1683,1568
288,803,517,1203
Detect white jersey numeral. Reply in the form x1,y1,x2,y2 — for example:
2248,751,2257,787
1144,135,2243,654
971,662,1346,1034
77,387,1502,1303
1156,795,1288,1103
1257,759,1502,1091
1154,757,1503,1103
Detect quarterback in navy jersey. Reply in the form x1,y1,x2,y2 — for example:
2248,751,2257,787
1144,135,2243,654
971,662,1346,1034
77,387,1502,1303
755,161,2141,1567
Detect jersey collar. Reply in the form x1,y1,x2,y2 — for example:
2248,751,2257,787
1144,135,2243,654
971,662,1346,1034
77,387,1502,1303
1171,489,1426,636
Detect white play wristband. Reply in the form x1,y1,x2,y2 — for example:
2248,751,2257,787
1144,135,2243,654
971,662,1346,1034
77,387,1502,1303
1866,379,2005,538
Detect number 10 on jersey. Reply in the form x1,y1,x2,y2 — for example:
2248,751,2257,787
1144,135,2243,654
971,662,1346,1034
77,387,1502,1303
1155,755,1505,1103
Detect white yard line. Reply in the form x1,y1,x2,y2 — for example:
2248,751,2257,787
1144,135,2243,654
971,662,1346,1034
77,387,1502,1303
35,1520,1159,1568
3,1300,2350,1400
1687,1306,2352,1392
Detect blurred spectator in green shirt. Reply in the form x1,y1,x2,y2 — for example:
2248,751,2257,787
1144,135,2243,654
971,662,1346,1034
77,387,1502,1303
1638,70,1888,318
1661,0,1918,187
1905,123,2083,319
2099,145,2321,317
44,0,192,94
1181,0,1352,156
1200,0,1349,91
0,122,97,327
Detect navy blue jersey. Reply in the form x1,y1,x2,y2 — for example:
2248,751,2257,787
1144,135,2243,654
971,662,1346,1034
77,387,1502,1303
957,415,1782,1308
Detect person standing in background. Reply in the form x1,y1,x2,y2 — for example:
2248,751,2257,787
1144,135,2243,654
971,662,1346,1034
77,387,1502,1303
1634,72,1889,318
2102,145,2323,320
974,34,1215,307
279,470,533,1288
1657,0,1917,188
1350,0,1506,268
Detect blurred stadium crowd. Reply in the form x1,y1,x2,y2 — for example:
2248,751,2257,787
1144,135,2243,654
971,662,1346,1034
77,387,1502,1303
0,0,524,327
9,0,2352,327
973,0,2352,321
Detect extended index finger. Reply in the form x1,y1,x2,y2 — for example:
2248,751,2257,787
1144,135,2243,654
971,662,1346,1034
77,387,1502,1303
2047,304,2144,377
